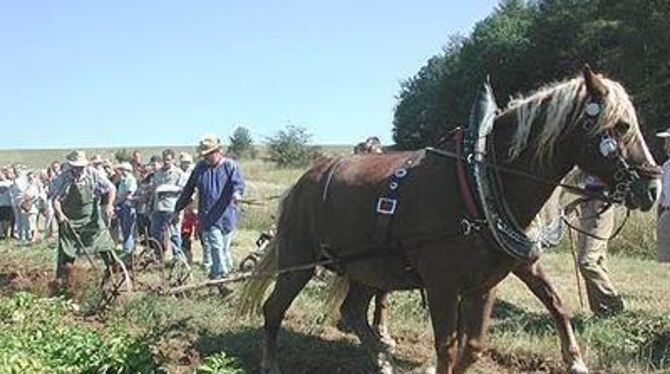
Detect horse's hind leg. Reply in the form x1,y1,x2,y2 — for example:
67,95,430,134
513,262,588,374
372,290,397,351
340,281,395,374
261,269,313,374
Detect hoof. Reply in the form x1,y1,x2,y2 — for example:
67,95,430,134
569,360,589,374
380,335,397,354
375,352,396,374
336,318,355,333
410,366,435,374
260,365,281,374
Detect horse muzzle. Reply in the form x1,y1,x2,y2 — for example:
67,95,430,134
625,177,660,212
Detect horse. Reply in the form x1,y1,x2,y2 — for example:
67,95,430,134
328,181,568,359
239,67,660,374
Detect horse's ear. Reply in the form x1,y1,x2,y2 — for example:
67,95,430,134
582,64,608,97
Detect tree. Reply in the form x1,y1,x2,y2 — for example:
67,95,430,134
227,126,257,159
267,125,314,168
114,149,133,162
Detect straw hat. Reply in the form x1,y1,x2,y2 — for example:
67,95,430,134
198,135,222,156
656,126,670,138
66,150,89,167
179,152,194,164
90,154,104,165
118,162,133,172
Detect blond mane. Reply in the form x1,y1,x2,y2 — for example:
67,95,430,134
504,74,640,164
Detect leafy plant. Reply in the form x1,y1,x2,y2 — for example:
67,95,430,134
0,292,156,373
197,352,244,374
267,125,314,168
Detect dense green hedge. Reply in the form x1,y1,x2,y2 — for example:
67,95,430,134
394,0,670,159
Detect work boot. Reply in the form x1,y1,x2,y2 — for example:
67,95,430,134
52,262,76,299
217,285,233,298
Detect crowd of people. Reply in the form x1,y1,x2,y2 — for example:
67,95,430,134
0,162,60,244
0,134,246,296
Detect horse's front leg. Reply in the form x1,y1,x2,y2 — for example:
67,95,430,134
513,261,589,374
454,288,496,373
426,286,460,374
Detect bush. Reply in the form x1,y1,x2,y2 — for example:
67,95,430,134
227,127,257,160
0,292,156,373
197,352,245,374
114,149,133,162
267,125,314,168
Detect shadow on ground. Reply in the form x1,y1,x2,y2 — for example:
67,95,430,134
194,327,422,373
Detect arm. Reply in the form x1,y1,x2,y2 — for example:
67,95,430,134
91,168,116,223
174,166,198,213
229,162,245,204
50,175,68,222
52,196,67,223
658,191,665,217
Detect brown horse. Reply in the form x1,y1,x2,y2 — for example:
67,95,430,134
239,67,660,374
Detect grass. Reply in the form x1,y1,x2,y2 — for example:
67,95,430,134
0,150,668,373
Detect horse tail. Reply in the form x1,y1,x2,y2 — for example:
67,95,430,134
238,236,279,316
238,186,295,316
323,274,350,321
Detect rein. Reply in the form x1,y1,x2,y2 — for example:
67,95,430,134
428,146,633,242
426,146,611,203
560,196,631,241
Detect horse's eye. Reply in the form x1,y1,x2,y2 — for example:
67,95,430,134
614,121,630,135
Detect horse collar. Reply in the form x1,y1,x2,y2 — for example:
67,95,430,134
463,82,541,261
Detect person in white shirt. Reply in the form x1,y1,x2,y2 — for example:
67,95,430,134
115,162,138,254
11,166,30,243
21,172,42,243
655,127,670,262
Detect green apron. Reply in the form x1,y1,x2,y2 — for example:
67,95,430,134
57,177,114,265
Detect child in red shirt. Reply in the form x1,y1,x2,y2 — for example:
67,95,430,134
181,202,198,265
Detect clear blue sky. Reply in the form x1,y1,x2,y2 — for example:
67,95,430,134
0,1,499,149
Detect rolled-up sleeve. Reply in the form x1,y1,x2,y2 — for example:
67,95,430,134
49,175,68,200
229,162,245,197
91,168,115,196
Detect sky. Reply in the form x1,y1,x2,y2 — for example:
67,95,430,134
0,1,500,149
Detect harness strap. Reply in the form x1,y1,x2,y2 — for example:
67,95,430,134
426,147,610,202
322,222,474,272
454,128,481,218
372,154,423,273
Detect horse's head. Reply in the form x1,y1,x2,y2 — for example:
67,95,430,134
570,66,660,211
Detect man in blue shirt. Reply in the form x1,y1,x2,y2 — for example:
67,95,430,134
175,135,245,282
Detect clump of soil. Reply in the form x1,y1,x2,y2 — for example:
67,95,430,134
0,259,99,302
152,329,201,373
0,265,52,296
487,348,563,373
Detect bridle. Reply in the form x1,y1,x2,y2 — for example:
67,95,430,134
580,95,660,205
429,92,658,246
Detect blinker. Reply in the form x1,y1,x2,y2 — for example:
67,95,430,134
599,136,618,158
585,102,601,117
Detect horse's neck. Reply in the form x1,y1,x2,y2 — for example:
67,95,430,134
491,113,575,229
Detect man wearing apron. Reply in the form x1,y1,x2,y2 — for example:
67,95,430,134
50,151,116,295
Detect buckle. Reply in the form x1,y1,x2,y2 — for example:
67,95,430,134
376,198,397,215
460,218,481,236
